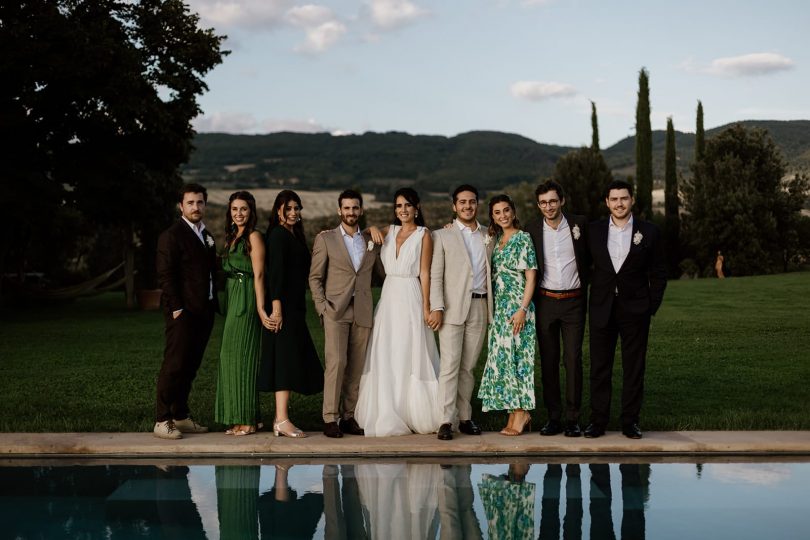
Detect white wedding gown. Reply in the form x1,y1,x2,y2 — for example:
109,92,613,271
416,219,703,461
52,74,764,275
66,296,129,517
356,463,441,539
355,225,441,436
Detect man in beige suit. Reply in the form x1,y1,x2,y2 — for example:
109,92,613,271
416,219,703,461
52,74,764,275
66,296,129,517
309,190,381,438
428,184,493,440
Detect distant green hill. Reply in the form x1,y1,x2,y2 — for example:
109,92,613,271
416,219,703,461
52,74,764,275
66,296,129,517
603,119,810,180
185,120,810,194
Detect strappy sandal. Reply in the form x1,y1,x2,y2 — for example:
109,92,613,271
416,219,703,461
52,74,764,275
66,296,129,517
273,419,307,438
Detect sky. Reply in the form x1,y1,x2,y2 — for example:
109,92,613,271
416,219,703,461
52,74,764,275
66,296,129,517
187,0,810,148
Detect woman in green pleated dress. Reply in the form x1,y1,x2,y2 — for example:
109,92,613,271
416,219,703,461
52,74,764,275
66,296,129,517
215,191,268,435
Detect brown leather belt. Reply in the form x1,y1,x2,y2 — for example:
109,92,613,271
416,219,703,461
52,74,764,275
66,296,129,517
539,288,582,300
472,292,487,299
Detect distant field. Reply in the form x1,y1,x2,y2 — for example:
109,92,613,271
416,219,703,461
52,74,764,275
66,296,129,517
206,189,387,217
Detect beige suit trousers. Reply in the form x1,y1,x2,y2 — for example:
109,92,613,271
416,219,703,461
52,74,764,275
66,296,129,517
437,297,487,426
322,303,371,423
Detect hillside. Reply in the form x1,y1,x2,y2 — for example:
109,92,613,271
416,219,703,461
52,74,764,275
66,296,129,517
185,120,810,194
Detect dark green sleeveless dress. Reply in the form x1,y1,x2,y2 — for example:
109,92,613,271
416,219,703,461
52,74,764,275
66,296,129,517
215,238,261,425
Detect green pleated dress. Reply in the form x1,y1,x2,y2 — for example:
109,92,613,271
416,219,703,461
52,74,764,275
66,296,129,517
215,238,261,426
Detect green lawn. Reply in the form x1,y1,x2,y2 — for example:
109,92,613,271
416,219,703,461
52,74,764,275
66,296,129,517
1,272,808,432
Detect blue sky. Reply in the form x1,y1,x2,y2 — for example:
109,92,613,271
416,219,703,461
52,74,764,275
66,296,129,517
187,0,810,147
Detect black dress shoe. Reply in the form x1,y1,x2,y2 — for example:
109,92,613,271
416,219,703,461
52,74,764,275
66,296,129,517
323,422,343,438
622,423,642,439
339,417,365,435
458,420,482,435
583,424,605,438
539,420,563,436
437,423,453,440
564,422,582,437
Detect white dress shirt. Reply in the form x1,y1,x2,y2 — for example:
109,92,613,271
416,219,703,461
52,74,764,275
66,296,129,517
340,224,366,273
607,214,634,273
181,216,213,301
456,219,487,295
540,215,581,291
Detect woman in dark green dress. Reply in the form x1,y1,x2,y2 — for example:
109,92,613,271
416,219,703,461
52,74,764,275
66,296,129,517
215,191,267,436
259,190,324,438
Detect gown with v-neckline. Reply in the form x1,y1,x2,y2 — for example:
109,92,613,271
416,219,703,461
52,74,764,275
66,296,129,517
355,225,441,436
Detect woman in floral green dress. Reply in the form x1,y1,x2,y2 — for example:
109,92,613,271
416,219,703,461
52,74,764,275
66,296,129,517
215,191,268,435
477,194,537,435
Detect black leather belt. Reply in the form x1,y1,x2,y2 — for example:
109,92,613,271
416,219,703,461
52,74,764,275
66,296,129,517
472,292,487,299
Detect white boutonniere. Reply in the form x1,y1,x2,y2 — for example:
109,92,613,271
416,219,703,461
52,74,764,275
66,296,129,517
206,235,215,248
483,235,492,246
572,224,581,240
367,240,374,252
633,231,643,246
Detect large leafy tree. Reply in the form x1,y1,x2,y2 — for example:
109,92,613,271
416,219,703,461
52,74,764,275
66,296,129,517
683,124,809,275
553,148,612,221
1,0,227,305
634,67,653,219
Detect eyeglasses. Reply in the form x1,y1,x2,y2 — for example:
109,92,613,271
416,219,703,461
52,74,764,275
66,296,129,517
538,199,560,208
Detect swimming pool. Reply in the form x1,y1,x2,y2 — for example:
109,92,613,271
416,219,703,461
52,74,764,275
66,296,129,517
2,459,808,539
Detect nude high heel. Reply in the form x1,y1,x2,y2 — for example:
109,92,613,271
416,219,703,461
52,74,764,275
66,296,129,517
273,419,307,438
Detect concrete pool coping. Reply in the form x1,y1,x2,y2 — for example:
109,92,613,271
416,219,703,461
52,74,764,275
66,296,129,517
1,431,808,459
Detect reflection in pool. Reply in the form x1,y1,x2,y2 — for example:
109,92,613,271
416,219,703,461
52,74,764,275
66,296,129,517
1,461,808,539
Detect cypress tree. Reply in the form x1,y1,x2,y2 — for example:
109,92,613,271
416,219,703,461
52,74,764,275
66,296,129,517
664,117,680,276
635,67,653,219
591,101,600,152
695,100,705,161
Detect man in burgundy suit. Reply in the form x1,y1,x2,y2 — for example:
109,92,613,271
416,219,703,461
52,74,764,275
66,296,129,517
585,180,667,440
153,183,219,439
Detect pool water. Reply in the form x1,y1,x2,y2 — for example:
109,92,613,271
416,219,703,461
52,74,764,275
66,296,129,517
1,460,808,539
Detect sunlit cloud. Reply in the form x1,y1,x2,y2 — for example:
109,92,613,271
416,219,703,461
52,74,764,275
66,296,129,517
193,112,332,134
368,0,429,29
707,53,795,77
511,81,578,101
286,5,347,52
188,0,291,30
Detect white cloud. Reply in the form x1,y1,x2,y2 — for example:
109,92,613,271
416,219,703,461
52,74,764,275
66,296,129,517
286,5,347,52
285,4,334,26
193,112,330,134
368,0,429,29
707,53,795,77
188,0,291,30
510,81,578,101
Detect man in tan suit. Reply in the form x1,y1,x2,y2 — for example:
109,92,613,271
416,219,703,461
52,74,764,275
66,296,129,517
309,190,381,438
428,184,493,440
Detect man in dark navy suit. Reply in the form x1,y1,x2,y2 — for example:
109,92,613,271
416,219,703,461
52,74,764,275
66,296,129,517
153,183,219,439
585,180,667,439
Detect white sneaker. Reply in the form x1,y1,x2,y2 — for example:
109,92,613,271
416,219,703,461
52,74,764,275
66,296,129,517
173,417,209,433
153,420,182,440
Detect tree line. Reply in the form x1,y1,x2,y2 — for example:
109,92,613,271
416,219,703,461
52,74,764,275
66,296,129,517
550,69,810,278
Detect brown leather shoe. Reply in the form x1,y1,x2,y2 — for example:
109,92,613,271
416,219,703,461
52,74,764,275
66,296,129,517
323,421,343,438
339,417,365,435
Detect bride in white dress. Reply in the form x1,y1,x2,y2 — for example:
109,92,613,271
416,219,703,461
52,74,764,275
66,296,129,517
355,188,441,436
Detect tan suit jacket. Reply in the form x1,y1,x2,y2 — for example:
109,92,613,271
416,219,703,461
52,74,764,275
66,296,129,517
309,226,379,327
430,225,493,323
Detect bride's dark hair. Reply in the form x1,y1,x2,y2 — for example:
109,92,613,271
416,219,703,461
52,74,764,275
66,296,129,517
392,187,425,226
